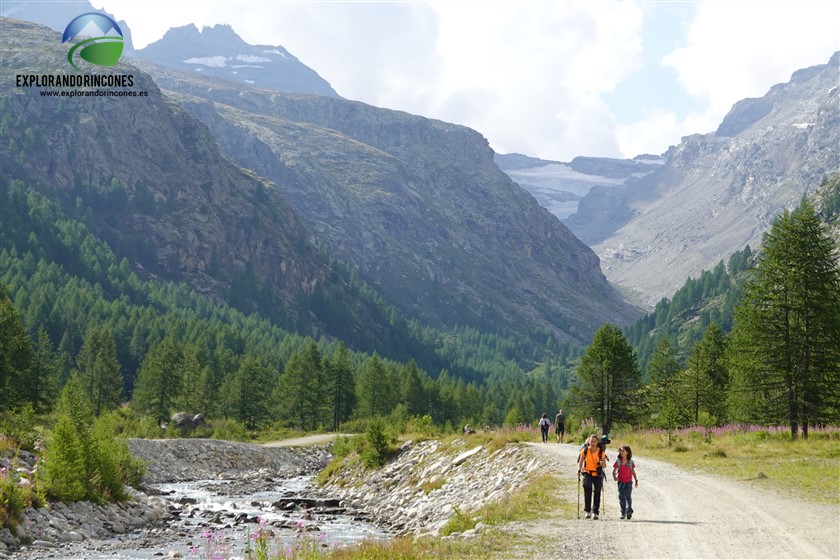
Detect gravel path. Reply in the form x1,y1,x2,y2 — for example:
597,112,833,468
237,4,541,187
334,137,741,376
262,434,349,447
504,442,840,560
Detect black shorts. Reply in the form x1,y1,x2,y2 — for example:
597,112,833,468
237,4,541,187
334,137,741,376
555,423,565,434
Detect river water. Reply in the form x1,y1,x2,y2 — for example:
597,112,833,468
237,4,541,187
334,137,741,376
27,475,389,560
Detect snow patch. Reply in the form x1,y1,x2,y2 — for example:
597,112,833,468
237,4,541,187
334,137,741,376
262,49,288,59
235,54,271,63
183,56,227,67
791,122,813,129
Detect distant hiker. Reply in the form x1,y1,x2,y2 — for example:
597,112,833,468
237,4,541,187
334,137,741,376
554,410,566,443
577,434,606,519
612,445,638,520
538,413,551,443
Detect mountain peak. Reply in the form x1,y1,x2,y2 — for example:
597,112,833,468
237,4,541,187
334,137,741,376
134,23,338,97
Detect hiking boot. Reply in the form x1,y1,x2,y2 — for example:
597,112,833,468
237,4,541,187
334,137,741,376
585,513,591,519
620,514,625,519
593,514,599,520
626,513,632,520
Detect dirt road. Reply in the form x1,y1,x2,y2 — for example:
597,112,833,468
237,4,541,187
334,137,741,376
262,433,348,447
510,442,839,559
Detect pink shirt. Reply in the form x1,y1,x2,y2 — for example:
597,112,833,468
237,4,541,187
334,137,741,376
613,459,634,483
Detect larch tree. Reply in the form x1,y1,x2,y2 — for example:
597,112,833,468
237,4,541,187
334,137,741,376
75,326,122,416
646,337,687,443
276,341,322,429
326,342,355,431
25,326,60,412
132,337,184,425
569,324,641,435
683,322,728,424
727,201,840,438
0,282,32,410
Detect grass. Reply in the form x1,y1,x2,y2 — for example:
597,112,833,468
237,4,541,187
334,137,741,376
326,471,568,559
615,424,840,505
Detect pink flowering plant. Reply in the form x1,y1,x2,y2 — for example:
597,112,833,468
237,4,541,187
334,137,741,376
193,518,331,560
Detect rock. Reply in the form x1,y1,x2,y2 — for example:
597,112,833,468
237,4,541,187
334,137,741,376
317,439,554,536
452,446,482,466
170,413,194,431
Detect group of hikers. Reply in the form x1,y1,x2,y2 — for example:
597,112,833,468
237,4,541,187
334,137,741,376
538,410,567,443
538,412,640,520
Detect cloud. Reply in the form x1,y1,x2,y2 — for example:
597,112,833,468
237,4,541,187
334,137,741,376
657,1,840,146
95,0,839,162
426,2,644,159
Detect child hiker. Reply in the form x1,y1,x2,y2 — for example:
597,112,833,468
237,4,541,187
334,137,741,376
612,445,638,519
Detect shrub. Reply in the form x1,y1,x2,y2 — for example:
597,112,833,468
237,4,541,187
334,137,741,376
0,463,26,529
0,404,38,452
405,414,437,437
209,418,248,442
42,376,144,503
439,506,476,536
361,418,389,468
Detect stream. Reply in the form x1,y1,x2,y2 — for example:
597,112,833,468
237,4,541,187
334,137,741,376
22,474,389,560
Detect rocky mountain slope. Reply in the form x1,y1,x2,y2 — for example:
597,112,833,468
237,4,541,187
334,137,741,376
576,52,839,305
2,18,640,345
1,18,325,319
126,58,641,340
133,24,338,97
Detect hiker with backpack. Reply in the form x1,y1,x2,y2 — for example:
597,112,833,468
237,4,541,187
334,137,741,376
577,434,606,519
612,445,638,519
554,410,566,443
538,413,551,443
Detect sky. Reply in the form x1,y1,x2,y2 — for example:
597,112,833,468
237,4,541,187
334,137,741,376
92,0,840,161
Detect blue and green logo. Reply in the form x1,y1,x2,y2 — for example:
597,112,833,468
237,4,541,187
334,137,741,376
62,12,124,70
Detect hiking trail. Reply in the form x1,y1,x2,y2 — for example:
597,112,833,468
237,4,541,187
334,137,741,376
500,442,839,559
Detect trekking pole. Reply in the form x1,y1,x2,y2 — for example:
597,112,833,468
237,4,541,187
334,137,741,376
602,471,607,516
602,451,609,517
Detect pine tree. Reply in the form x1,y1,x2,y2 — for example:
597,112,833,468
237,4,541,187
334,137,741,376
43,374,94,500
178,344,214,416
326,342,355,431
276,342,322,429
132,337,184,425
230,356,277,429
684,322,728,423
647,338,685,406
400,359,426,417
0,282,33,410
356,354,389,419
75,327,123,416
568,324,641,435
728,201,840,438
23,326,60,412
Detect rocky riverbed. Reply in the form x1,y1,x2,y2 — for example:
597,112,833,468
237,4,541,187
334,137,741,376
1,436,554,558
314,437,556,538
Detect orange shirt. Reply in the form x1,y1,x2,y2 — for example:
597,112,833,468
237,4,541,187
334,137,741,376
580,446,603,475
